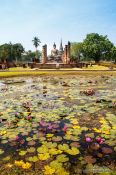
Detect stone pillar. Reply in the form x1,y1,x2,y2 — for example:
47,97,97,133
63,45,68,64
67,41,71,64
42,44,47,64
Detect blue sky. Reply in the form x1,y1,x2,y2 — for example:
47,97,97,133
0,0,116,53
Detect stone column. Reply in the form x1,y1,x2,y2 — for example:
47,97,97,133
63,45,68,64
67,41,71,64
42,44,47,64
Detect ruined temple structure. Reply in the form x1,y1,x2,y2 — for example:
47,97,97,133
41,41,71,64
29,40,90,68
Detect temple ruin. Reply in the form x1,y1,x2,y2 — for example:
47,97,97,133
41,41,71,64
29,40,90,69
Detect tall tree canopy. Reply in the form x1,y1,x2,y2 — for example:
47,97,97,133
82,33,114,62
111,46,116,63
22,50,41,62
71,42,83,62
0,43,24,62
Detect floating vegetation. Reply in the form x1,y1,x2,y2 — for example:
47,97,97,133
0,75,116,174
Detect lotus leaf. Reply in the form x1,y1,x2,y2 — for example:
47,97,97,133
66,147,80,155
52,136,62,142
50,160,62,169
28,156,38,162
1,140,8,144
58,144,69,151
43,165,55,175
102,147,113,154
19,150,27,156
0,149,4,155
49,148,62,155
55,168,69,175
22,162,32,169
46,134,54,138
84,156,96,164
26,137,33,141
28,140,36,146
70,142,80,147
38,153,50,160
43,142,57,148
37,146,48,153
56,154,69,163
2,156,10,161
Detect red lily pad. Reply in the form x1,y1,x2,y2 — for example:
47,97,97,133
9,142,17,146
28,140,36,146
52,136,62,142
70,142,80,148
84,156,96,164
36,132,45,137
97,153,103,158
102,147,113,154
21,132,29,136
90,143,100,151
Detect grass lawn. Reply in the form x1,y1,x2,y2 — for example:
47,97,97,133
0,65,116,78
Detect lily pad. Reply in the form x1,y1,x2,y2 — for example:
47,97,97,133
28,156,38,162
52,136,62,142
56,154,69,163
84,156,96,164
0,149,4,155
28,140,36,146
102,147,113,154
19,150,27,156
27,147,36,153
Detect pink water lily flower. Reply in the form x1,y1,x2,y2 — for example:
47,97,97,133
86,137,92,142
27,116,31,120
48,124,54,130
96,137,104,144
99,140,104,144
96,137,102,143
15,136,20,141
40,121,47,127
63,124,68,132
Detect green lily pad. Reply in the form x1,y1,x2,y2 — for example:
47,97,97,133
28,156,38,162
3,156,11,161
0,149,4,155
56,154,69,163
27,147,36,153
19,150,27,156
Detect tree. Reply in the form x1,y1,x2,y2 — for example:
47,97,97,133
82,33,114,63
22,50,41,62
13,43,24,63
32,37,41,59
0,43,24,63
111,46,116,63
71,42,83,62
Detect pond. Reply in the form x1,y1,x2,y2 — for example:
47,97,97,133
0,75,116,175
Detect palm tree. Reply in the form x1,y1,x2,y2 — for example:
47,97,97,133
32,37,41,50
32,37,41,60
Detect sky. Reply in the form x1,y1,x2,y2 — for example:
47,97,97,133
0,0,116,53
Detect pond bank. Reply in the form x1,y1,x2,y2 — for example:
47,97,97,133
0,70,116,78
